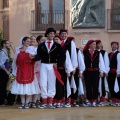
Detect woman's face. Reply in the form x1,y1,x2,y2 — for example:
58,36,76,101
40,37,46,44
54,37,61,44
23,38,30,47
89,42,96,50
30,36,36,46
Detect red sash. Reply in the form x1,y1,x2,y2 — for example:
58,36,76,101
53,66,64,85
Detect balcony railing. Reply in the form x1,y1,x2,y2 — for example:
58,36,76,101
107,9,120,30
31,10,66,31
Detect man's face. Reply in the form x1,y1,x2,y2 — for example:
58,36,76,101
89,42,96,50
96,42,102,49
5,41,10,49
111,43,118,51
60,32,67,40
47,32,55,41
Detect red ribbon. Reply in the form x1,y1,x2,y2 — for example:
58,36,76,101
53,66,64,85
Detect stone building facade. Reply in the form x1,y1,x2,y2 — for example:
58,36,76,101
0,0,120,56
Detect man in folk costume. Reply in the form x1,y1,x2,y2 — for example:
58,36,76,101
31,28,66,109
59,29,78,107
68,37,85,107
83,40,106,107
0,40,11,105
96,40,110,106
53,35,73,108
108,42,120,106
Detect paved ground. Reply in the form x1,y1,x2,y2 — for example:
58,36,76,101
0,105,120,120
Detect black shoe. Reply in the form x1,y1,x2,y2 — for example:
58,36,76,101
38,104,47,109
24,103,30,109
18,104,24,109
72,103,79,107
48,104,55,109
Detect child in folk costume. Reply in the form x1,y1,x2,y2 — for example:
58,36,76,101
31,28,66,109
53,35,73,108
26,36,41,108
68,37,85,107
83,40,106,107
0,40,11,105
96,40,110,106
11,37,40,109
59,29,78,108
108,42,120,106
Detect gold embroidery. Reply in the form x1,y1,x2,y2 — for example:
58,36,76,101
49,46,57,53
42,46,48,52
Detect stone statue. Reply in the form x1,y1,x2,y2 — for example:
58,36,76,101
72,0,105,28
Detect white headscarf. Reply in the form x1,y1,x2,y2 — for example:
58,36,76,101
16,37,24,50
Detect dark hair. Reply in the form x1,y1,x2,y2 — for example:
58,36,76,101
22,37,29,44
59,29,68,35
45,28,56,37
36,35,43,43
1,40,9,47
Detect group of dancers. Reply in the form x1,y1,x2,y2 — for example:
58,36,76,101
0,27,120,109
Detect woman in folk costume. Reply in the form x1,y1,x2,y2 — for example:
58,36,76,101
108,42,120,106
53,35,73,108
11,37,40,109
59,29,78,108
83,40,106,107
30,28,66,109
96,40,110,106
26,36,41,108
68,37,85,107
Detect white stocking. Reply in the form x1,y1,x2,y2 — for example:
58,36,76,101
25,95,31,104
20,95,25,104
32,94,38,103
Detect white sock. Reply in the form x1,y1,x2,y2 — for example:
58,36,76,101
37,94,41,101
26,95,31,104
20,95,25,104
32,94,38,103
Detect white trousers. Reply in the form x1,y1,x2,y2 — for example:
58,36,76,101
40,63,56,98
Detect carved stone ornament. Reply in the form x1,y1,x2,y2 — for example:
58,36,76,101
71,0,105,28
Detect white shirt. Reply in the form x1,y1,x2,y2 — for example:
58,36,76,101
65,50,73,73
0,49,9,68
112,50,120,74
99,53,106,73
98,49,110,74
64,39,78,70
77,50,85,73
45,40,54,52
